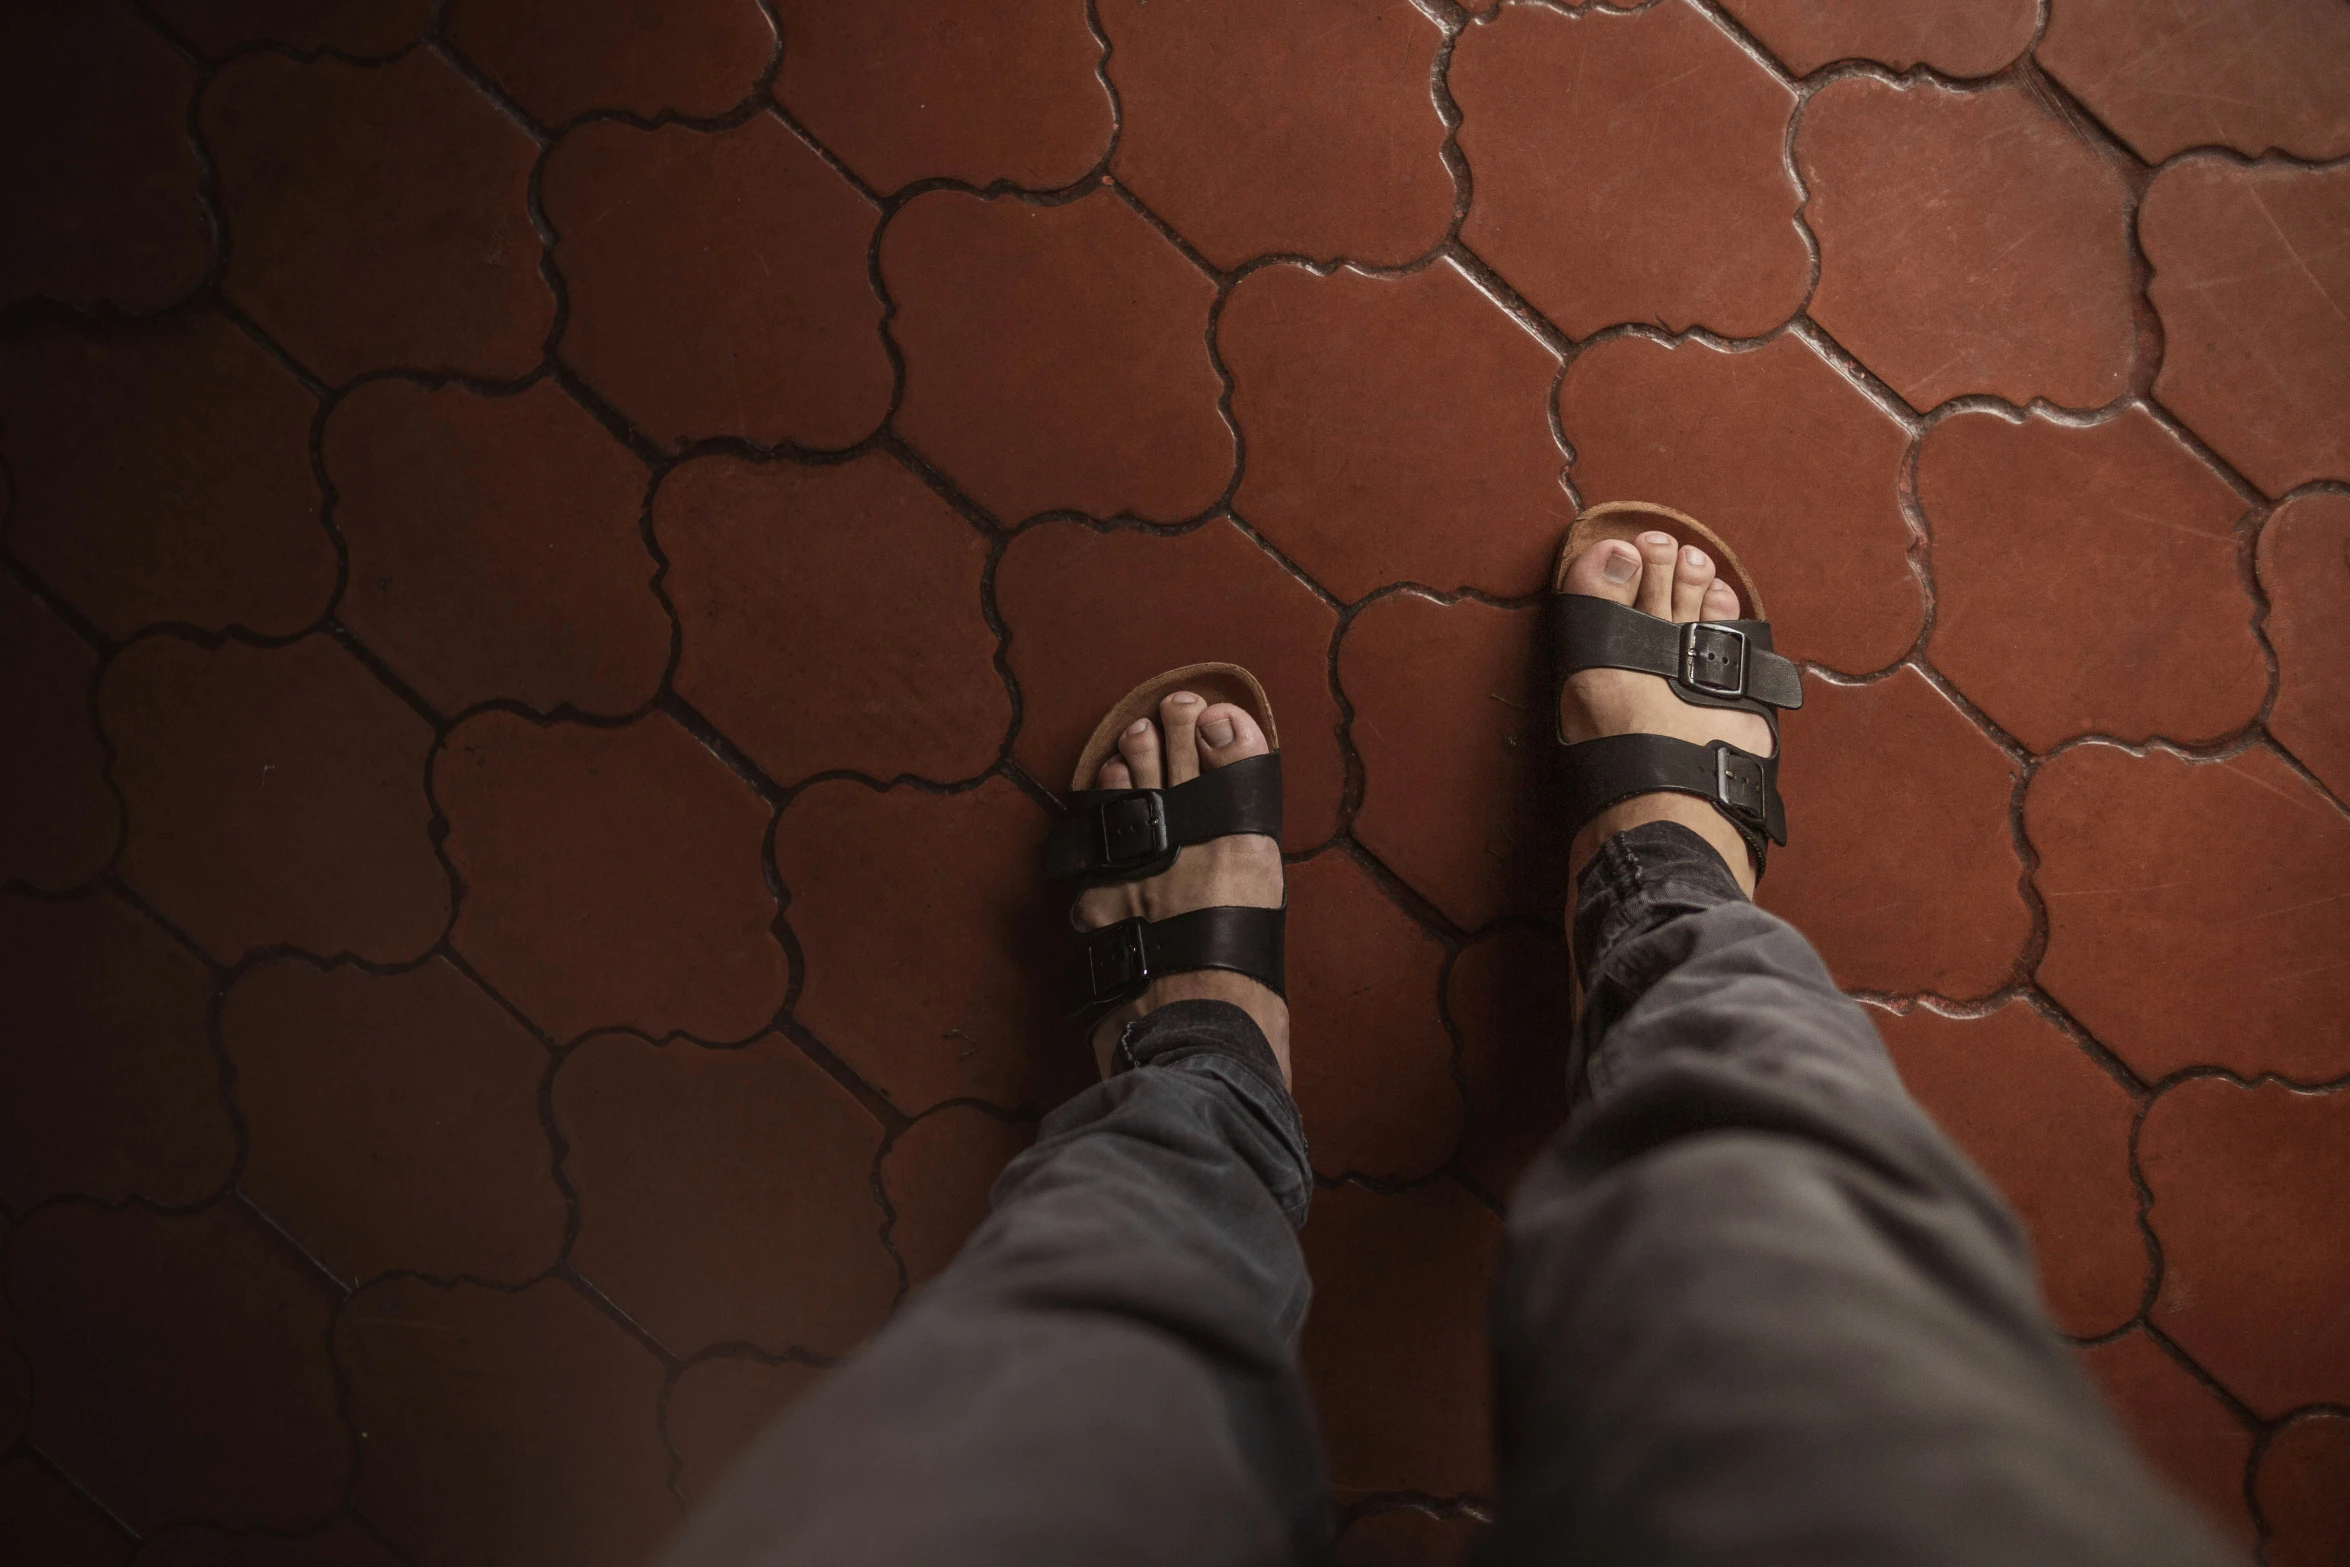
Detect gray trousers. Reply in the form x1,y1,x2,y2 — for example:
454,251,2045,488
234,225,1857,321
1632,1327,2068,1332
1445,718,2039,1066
664,823,2236,1567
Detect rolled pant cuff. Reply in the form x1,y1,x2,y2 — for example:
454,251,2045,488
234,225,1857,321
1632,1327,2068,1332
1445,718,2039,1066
1107,998,1311,1228
1571,819,1748,981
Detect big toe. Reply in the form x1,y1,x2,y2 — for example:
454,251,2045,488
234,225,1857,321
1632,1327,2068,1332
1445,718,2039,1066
1197,702,1269,769
1561,538,1644,604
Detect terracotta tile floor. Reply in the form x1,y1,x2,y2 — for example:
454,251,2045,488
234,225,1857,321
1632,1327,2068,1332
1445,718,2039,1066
4,1,2349,1562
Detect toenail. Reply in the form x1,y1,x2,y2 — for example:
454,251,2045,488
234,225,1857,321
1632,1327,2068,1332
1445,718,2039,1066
1602,549,1639,584
1202,717,1234,747
1684,547,1708,569
1171,693,1202,707
1127,720,1151,735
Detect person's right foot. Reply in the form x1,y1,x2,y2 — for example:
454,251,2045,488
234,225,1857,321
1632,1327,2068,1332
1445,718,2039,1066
1558,530,1773,897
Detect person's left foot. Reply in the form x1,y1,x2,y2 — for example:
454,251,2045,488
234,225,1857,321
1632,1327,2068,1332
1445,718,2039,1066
1558,530,1772,896
1075,691,1290,1083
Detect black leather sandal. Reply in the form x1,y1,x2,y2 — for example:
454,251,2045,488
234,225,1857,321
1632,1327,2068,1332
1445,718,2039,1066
1043,663,1287,1027
1551,502,1803,879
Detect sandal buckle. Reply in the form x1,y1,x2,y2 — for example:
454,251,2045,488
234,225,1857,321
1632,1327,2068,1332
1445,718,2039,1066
1095,790,1170,873
1682,623,1749,698
1714,746,1769,830
1064,916,1152,1017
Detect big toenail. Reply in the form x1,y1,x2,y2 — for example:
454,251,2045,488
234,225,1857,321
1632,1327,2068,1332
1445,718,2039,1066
1202,717,1234,747
1602,549,1639,584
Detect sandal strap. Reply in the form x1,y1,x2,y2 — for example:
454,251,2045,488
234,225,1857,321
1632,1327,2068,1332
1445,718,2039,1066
1558,734,1786,874
1059,905,1286,1021
1043,753,1283,884
1552,595,1804,719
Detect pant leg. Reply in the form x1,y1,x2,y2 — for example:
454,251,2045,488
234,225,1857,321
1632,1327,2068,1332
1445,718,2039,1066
660,999,1329,1567
1483,822,2237,1567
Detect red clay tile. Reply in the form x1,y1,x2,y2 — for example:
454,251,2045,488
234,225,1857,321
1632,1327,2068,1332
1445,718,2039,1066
880,1106,1031,1287
1287,851,1460,1183
8,1202,345,1532
0,580,116,889
1341,593,1562,932
1717,0,2036,77
654,452,1007,786
2259,1412,2350,1567
2140,1077,2350,1418
1223,261,1570,603
1302,1178,1500,1499
776,777,1068,1115
1557,333,1923,672
2037,0,2350,163
0,315,329,640
668,1357,822,1506
555,1030,897,1357
0,889,231,1208
1796,78,2137,413
884,190,1232,524
1453,2,1809,341
1450,927,1569,1202
2028,744,2350,1082
544,116,889,452
1333,1507,1483,1567
996,518,1344,852
133,1522,404,1567
773,0,1112,194
145,0,432,57
1100,0,1452,271
2143,159,2350,498
1760,668,2030,997
204,50,552,384
1877,1001,2146,1337
327,379,668,719
437,712,788,1044
2260,493,2350,802
0,1458,130,1567
222,956,566,1286
0,0,207,314
448,0,773,126
1917,407,2264,751
2077,1330,2256,1551
337,1277,676,1567
102,634,448,966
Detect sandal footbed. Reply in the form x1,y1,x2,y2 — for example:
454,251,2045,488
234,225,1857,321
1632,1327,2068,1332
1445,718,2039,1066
1068,662,1280,793
1551,500,1767,622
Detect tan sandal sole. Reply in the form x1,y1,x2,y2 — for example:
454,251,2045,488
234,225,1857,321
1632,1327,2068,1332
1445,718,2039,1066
1552,500,1766,621
1068,662,1281,791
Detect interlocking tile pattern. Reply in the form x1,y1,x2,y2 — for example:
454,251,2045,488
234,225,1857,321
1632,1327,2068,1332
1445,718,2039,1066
3,3,2344,1558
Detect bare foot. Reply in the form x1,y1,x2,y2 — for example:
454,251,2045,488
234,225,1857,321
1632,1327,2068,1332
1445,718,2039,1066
1557,531,1773,897
1075,691,1290,1083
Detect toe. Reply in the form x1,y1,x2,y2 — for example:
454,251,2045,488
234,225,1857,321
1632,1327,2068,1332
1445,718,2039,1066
1562,538,1644,603
1672,544,1715,623
1117,716,1162,789
1702,578,1741,622
1159,691,1205,785
1097,756,1132,790
1635,530,1679,618
1196,702,1269,769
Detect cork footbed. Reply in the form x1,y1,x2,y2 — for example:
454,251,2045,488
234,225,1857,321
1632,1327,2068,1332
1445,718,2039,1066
1551,501,1767,622
1068,663,1280,792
